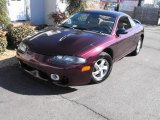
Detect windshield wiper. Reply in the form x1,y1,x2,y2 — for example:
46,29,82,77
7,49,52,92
72,26,88,30
60,25,71,28
60,25,88,31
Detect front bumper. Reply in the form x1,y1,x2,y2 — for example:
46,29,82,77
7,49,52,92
16,51,93,86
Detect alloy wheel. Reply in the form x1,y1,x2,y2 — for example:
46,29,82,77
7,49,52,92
136,39,142,53
92,58,109,81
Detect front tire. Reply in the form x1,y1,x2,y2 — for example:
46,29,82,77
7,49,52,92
91,52,113,84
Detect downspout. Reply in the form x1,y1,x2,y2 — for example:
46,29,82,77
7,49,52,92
24,0,31,21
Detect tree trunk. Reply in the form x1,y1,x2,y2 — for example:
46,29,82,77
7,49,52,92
115,3,120,11
138,0,142,6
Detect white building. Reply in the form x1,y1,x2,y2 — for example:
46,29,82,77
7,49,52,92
7,0,66,25
7,0,159,25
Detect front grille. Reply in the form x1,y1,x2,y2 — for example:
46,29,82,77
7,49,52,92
21,62,35,71
38,71,49,79
20,62,49,80
19,61,69,86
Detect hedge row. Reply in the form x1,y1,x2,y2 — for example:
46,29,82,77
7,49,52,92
7,25,35,48
0,30,7,53
0,25,35,53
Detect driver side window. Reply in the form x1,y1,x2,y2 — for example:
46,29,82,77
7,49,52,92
117,16,132,30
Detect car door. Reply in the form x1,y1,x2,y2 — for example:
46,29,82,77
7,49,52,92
112,16,135,61
128,17,141,49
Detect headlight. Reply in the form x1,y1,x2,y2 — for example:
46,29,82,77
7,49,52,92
48,55,86,65
18,42,27,53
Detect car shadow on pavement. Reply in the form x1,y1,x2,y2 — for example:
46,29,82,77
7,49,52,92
0,57,77,95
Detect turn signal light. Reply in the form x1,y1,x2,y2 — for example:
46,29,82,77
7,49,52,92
81,66,91,72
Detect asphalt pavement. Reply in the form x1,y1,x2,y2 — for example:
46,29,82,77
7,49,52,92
0,25,160,120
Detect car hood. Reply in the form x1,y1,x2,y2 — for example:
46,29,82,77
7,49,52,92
24,27,111,56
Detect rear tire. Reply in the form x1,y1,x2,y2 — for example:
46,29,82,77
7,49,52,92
130,38,143,56
91,52,113,84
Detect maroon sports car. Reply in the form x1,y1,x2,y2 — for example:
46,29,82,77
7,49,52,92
16,10,144,86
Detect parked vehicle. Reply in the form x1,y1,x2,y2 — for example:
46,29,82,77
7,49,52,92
16,10,144,86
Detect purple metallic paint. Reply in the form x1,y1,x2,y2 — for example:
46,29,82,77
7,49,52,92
16,10,144,86
24,28,109,56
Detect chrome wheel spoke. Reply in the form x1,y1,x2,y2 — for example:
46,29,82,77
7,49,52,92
93,70,100,76
100,70,104,78
102,66,108,71
95,62,100,70
136,40,141,53
100,59,106,66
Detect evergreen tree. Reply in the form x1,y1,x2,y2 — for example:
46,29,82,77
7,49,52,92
66,0,86,15
0,0,9,25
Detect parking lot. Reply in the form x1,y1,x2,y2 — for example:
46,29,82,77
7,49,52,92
0,25,160,120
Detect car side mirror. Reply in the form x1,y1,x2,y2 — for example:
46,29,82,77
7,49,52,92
116,28,128,36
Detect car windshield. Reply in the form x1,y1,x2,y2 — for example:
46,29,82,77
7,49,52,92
60,12,116,34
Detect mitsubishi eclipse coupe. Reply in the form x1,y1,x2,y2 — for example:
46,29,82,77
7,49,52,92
16,10,144,86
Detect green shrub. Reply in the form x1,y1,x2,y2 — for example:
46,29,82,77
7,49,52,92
0,37,7,53
7,25,35,48
66,0,86,15
0,30,7,53
11,25,34,42
0,0,9,25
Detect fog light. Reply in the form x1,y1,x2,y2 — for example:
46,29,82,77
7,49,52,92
51,74,60,81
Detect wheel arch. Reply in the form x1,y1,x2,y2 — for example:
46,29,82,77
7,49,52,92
141,34,144,48
141,34,144,41
103,48,114,59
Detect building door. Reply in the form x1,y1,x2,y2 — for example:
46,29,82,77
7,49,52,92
7,0,27,21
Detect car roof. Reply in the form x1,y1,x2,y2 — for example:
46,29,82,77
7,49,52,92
82,10,129,18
